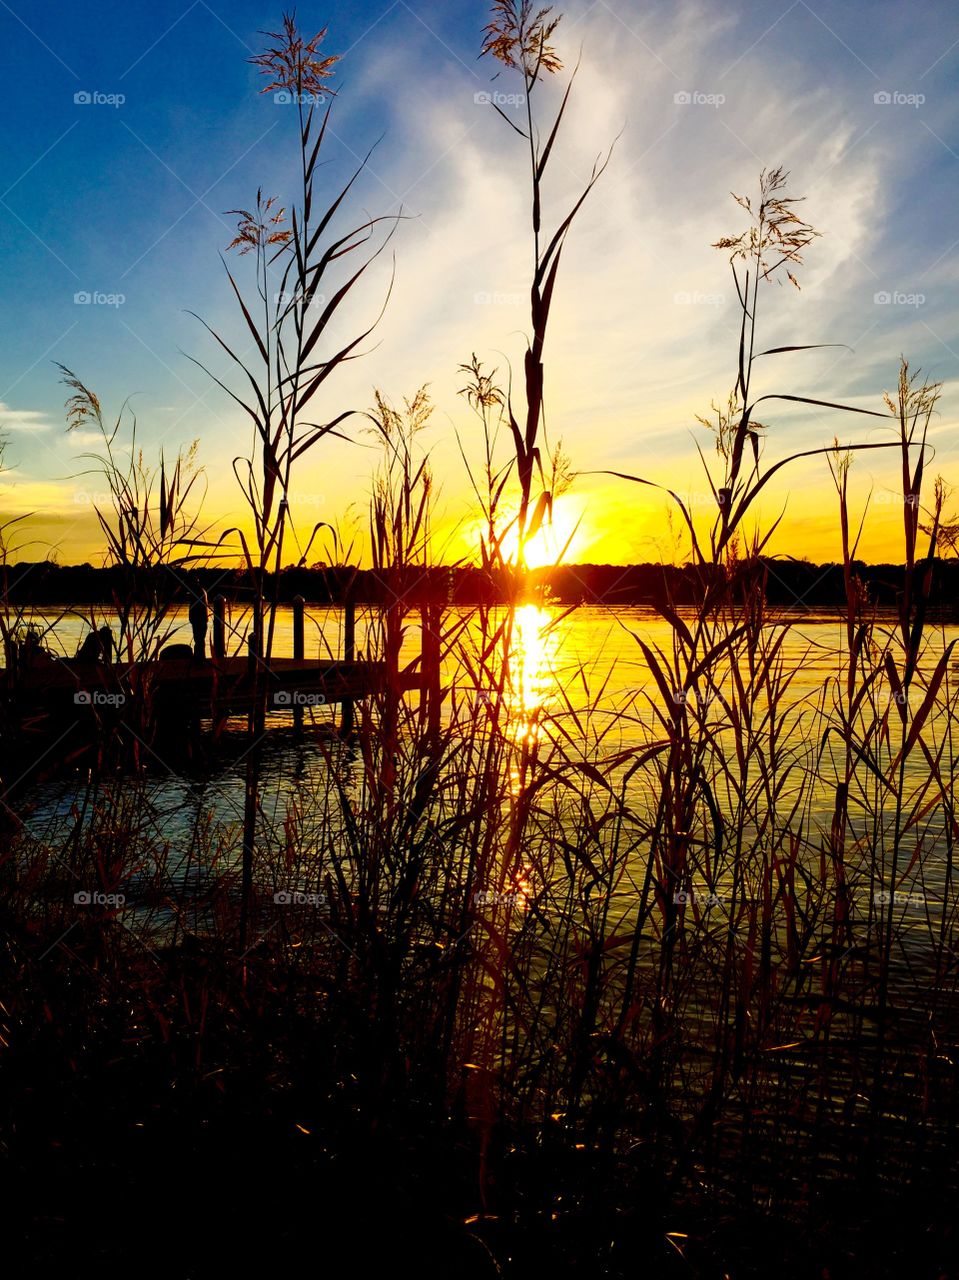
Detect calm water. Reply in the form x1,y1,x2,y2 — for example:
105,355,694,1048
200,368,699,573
14,599,959,766
17,599,955,699
12,602,959,933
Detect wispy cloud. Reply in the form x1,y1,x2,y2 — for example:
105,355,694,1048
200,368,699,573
0,403,53,432
1,0,957,564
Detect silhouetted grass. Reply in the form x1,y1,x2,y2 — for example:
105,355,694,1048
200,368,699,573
2,9,959,1280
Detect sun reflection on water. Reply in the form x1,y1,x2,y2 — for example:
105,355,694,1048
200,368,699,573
507,602,556,747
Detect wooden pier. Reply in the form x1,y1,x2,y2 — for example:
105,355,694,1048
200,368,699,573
3,595,441,741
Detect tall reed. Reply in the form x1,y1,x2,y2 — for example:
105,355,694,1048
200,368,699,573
192,12,397,945
479,0,611,572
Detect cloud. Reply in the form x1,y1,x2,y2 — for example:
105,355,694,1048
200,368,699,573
65,429,107,448
183,0,901,565
317,1,888,521
0,404,53,433
3,0,954,566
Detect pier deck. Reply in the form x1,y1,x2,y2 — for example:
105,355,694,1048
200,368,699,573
7,655,422,720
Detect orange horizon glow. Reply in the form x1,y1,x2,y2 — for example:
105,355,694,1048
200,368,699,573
1,468,949,569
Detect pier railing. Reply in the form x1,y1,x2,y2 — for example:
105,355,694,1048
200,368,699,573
3,593,443,748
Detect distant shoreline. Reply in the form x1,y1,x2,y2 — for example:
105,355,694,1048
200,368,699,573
3,557,958,610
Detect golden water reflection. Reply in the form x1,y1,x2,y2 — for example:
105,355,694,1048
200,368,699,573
507,604,557,746
499,606,556,909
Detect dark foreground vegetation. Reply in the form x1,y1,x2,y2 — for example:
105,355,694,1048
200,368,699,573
3,5,959,1278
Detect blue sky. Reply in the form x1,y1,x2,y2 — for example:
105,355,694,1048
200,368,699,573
2,0,958,564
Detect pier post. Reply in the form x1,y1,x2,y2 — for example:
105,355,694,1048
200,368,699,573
210,595,227,732
421,602,442,747
292,594,305,736
339,594,356,736
212,595,226,660
247,600,262,677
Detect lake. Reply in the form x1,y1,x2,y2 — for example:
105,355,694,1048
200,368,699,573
11,601,956,941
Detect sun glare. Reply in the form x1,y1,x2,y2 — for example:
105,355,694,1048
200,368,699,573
464,497,586,569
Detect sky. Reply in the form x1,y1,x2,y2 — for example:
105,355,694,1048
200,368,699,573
1,0,958,568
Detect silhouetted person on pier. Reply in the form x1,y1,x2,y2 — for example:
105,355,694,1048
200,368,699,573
76,630,98,662
19,628,55,668
189,584,209,661
76,626,113,663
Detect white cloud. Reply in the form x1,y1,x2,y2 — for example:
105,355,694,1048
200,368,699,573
66,430,107,448
0,404,53,433
8,0,952,565
328,0,887,486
